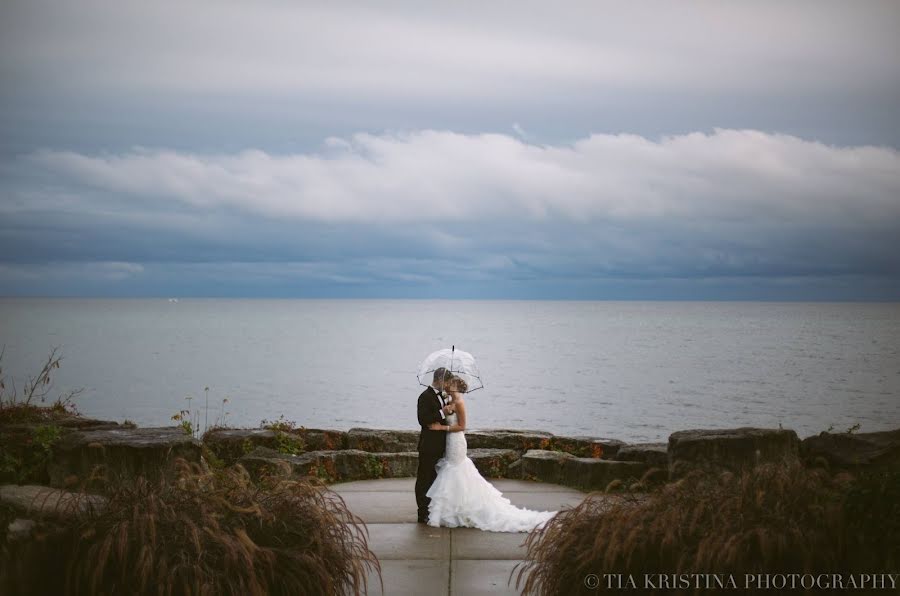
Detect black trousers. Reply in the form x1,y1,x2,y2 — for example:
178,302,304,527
415,451,442,520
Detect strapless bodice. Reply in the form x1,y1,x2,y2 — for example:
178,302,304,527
444,412,466,462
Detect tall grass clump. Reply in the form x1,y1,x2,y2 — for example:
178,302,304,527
1,459,381,595
0,347,82,425
514,462,898,595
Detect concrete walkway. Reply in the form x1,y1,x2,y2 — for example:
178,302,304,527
331,477,587,595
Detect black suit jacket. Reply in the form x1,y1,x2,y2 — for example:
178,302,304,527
417,386,448,455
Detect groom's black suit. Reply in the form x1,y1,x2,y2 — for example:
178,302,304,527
415,385,449,522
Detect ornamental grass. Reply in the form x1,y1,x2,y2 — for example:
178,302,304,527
513,461,898,595
1,458,380,595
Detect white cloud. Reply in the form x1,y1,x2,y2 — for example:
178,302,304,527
26,129,900,229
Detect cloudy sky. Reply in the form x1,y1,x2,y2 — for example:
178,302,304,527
1,0,899,299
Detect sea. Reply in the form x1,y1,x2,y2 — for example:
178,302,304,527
1,299,898,443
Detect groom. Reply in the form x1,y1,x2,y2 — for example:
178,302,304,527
415,367,452,523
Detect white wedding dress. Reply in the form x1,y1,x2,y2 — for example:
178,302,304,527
426,412,558,532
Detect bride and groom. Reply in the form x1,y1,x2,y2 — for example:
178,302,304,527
415,367,557,532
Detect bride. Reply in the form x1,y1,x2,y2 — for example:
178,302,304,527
425,374,558,532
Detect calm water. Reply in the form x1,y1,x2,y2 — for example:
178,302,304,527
1,299,898,442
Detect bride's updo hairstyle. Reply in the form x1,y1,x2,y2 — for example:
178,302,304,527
452,377,468,393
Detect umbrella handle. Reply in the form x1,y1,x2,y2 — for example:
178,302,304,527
450,345,454,377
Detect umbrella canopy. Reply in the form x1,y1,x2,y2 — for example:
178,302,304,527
417,346,484,393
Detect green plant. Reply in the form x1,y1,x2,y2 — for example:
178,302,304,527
258,415,305,456
33,424,61,452
260,414,297,433
174,389,228,439
171,409,194,436
200,444,226,471
0,423,63,484
0,451,22,480
274,431,305,456
314,463,333,481
363,455,382,479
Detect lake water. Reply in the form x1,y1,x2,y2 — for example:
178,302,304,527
1,299,898,442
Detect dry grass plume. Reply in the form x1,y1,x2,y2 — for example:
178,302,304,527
1,458,381,595
513,462,898,595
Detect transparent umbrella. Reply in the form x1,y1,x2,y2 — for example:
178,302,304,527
417,345,484,393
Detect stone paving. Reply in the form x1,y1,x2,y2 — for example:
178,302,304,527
331,477,588,595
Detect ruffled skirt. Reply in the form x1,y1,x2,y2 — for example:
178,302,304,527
425,455,557,533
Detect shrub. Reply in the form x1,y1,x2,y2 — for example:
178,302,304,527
0,348,81,483
260,415,306,456
273,432,305,456
513,462,897,595
0,423,64,484
0,459,381,595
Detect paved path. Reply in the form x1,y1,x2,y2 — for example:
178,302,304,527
331,477,587,595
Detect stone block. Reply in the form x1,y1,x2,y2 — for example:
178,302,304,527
548,435,626,458
801,428,900,471
614,443,668,466
668,427,800,477
560,458,649,491
467,448,519,478
47,426,202,487
239,448,420,483
0,484,106,518
347,428,419,453
519,450,573,485
465,430,553,452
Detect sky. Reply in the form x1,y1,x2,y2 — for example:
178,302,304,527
1,0,899,300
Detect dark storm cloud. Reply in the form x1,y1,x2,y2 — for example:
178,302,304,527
1,129,898,298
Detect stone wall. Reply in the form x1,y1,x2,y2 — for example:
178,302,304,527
3,415,897,499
